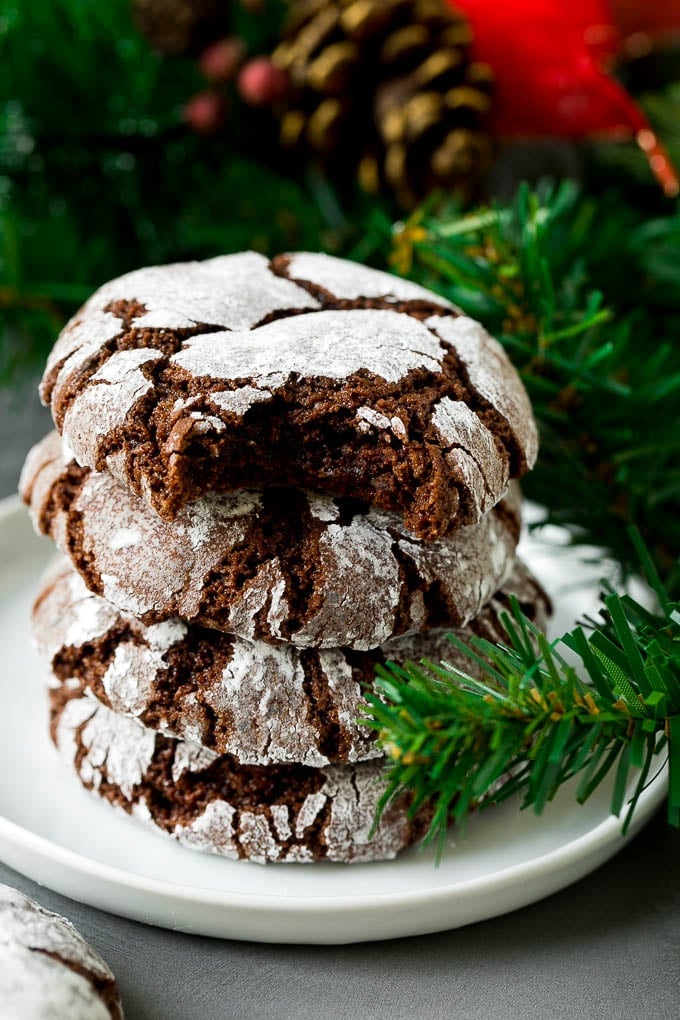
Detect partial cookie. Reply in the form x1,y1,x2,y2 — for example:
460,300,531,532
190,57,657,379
40,251,537,538
32,557,550,768
22,432,521,648
0,884,123,1019
49,681,427,864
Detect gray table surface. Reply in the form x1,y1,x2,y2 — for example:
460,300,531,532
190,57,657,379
1,381,679,1020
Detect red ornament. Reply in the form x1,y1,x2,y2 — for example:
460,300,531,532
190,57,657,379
199,37,246,83
183,90,229,134
237,57,290,107
450,0,680,195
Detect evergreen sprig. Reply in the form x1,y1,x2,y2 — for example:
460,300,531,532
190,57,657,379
365,531,680,852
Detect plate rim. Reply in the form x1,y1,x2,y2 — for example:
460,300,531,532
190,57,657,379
0,768,667,914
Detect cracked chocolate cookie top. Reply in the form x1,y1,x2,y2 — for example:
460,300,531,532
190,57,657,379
40,251,537,538
49,678,427,865
22,432,521,649
32,557,549,768
0,884,123,1019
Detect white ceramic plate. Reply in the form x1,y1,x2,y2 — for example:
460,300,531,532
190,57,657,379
0,496,666,944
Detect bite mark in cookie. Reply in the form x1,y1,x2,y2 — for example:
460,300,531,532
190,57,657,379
41,252,537,538
20,434,521,648
21,433,522,648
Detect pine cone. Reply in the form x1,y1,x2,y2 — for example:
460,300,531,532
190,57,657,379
132,0,229,55
272,0,493,206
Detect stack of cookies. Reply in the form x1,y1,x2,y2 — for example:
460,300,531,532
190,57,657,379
22,252,547,864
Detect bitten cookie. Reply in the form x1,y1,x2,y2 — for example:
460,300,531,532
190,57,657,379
22,432,521,648
0,884,123,1019
49,681,427,864
32,557,550,768
40,251,537,538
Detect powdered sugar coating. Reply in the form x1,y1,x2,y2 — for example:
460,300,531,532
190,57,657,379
210,386,274,415
32,565,115,664
0,884,122,1019
428,314,539,468
357,406,407,437
61,348,162,469
43,253,318,387
33,560,376,766
282,251,455,307
33,557,549,768
47,310,124,402
431,398,510,519
22,434,521,648
51,689,421,864
40,251,537,535
170,308,445,385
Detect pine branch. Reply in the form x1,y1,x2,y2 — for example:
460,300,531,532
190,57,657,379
365,535,680,853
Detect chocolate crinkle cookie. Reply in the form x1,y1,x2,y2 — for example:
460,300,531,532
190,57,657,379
39,251,537,539
31,557,549,770
0,883,123,1019
22,432,521,648
48,676,429,865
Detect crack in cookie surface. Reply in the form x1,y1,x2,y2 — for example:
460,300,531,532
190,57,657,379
49,679,425,864
32,556,550,767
